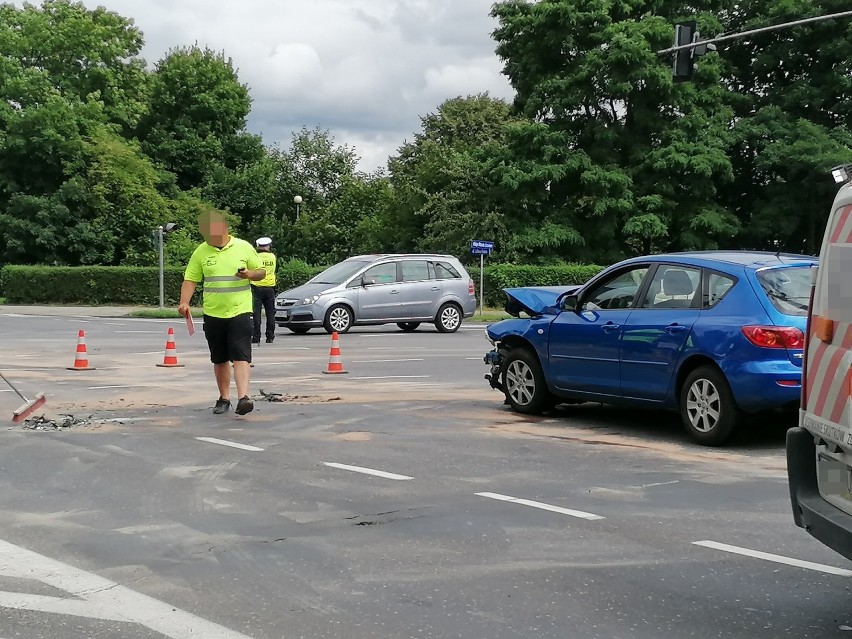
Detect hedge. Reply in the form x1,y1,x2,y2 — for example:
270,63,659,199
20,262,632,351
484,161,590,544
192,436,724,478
0,262,603,307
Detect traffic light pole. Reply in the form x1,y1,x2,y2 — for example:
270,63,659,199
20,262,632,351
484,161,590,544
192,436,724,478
659,9,852,57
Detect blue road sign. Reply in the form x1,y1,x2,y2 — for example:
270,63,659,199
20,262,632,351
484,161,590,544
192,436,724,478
471,247,491,255
471,240,494,249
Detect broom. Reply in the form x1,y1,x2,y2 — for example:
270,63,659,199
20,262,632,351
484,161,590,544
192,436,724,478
0,371,46,423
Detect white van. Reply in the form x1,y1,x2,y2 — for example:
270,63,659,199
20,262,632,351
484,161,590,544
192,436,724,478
788,165,852,560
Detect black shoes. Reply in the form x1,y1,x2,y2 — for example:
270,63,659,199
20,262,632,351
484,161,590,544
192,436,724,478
213,398,231,414
266,338,274,343
235,396,254,415
251,338,261,344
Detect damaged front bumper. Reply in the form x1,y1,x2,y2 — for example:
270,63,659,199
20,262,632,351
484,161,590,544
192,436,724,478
483,348,505,392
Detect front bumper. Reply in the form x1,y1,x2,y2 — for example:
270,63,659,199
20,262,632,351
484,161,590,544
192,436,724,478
275,303,321,327
787,427,852,562
483,348,504,392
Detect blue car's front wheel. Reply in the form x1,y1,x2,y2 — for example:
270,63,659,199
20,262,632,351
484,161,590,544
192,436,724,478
502,348,554,414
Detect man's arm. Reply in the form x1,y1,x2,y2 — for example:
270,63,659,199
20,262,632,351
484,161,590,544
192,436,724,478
178,280,197,317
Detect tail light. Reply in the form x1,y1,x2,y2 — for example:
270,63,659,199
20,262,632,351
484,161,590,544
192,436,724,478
741,326,805,349
468,279,475,296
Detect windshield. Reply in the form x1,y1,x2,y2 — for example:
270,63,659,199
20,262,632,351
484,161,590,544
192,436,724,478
756,266,813,317
310,260,372,285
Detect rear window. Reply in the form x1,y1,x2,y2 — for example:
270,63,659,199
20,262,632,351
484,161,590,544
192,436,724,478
756,267,813,317
434,262,461,279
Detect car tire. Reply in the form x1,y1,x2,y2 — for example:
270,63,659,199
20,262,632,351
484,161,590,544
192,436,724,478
501,348,554,414
679,365,741,446
323,305,354,334
434,303,462,333
287,326,310,335
397,322,420,332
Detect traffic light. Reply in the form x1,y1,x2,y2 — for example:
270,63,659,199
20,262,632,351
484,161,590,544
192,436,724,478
672,22,696,81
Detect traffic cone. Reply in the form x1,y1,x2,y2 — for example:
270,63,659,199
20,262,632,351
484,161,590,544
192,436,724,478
322,331,348,374
67,329,95,371
156,327,185,368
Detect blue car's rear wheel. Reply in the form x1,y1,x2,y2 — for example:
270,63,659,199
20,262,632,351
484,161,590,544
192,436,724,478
680,366,740,446
502,348,554,414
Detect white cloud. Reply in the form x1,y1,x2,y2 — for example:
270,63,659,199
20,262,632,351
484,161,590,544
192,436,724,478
12,0,516,172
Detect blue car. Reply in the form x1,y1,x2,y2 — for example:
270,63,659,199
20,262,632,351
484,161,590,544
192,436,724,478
483,251,817,446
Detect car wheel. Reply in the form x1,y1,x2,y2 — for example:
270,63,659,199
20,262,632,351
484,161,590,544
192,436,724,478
434,303,462,333
679,365,741,446
287,326,310,335
324,305,353,334
397,322,420,332
501,348,553,414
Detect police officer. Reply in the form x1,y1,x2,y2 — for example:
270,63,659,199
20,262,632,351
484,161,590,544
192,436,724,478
251,237,278,344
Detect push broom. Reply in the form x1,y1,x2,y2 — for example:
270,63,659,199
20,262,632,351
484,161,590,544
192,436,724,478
0,371,46,423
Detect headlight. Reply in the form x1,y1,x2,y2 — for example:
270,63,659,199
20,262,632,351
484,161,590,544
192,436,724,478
485,331,496,346
303,295,321,304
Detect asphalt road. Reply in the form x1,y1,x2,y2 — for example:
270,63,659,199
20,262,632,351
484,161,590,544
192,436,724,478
0,312,849,639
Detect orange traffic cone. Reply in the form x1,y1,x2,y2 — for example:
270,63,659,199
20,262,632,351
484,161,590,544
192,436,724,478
67,329,95,371
322,331,348,374
156,327,185,368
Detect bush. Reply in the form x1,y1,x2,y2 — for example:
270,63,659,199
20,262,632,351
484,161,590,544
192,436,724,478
0,262,603,307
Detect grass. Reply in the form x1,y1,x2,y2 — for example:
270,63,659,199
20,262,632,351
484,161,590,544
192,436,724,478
0,297,6,304
126,308,204,319
468,306,514,323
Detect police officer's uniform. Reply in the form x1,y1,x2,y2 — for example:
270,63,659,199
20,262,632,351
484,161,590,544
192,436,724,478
251,237,278,343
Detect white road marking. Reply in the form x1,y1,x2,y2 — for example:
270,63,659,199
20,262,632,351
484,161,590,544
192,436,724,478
465,357,483,360
0,537,256,638
86,385,146,390
475,492,605,521
116,330,162,334
367,347,427,351
131,351,166,355
352,358,425,363
350,375,430,380
323,462,413,480
250,362,298,366
693,540,852,576
105,322,125,326
196,437,265,452
0,390,12,393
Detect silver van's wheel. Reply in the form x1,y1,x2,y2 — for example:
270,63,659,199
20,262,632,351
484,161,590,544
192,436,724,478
501,348,553,414
435,303,462,333
323,305,353,334
679,366,740,446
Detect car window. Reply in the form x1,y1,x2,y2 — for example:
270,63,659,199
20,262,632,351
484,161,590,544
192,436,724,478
313,260,372,285
434,261,461,279
582,266,649,311
639,265,701,309
757,266,812,317
401,260,430,282
705,272,736,308
363,262,398,285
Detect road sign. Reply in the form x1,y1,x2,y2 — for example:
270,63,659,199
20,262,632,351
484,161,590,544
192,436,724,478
470,247,491,255
471,240,494,249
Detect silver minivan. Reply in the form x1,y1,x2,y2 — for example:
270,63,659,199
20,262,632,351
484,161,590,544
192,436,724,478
274,254,478,334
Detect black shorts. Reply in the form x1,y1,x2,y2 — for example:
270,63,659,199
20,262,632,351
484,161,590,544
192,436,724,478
202,313,253,364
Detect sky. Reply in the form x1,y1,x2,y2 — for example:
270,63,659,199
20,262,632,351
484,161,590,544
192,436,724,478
36,0,518,173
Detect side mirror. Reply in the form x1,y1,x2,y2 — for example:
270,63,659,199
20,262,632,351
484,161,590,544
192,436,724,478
561,294,579,312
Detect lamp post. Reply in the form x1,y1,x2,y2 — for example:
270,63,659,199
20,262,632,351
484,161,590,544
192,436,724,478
155,223,178,309
294,195,302,221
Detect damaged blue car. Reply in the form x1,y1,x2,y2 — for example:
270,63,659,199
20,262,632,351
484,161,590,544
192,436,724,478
483,252,817,446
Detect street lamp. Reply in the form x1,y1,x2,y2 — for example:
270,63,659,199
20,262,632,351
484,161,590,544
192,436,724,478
294,195,302,221
156,223,178,309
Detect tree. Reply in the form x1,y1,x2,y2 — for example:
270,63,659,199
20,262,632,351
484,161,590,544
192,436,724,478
490,0,738,263
137,45,256,190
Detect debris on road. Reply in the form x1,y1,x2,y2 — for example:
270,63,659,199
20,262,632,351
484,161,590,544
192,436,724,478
255,389,341,403
19,414,91,430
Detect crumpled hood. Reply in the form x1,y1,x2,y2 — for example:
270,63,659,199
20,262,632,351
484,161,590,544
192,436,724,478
503,285,581,317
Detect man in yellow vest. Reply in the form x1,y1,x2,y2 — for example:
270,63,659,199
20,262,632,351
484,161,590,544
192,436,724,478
178,209,266,416
251,237,278,344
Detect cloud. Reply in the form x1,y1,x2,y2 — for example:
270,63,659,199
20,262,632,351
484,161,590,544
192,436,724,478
12,0,516,172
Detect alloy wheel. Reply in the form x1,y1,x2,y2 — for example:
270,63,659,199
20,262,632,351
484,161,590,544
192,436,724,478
505,360,535,406
328,307,351,332
440,306,461,331
685,378,721,433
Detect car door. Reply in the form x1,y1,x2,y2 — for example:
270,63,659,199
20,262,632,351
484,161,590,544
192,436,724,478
399,260,438,319
619,263,702,401
357,261,401,320
548,264,651,396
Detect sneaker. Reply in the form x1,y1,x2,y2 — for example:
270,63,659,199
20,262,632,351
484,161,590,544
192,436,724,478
213,398,231,414
266,338,274,343
235,396,254,415
251,338,261,344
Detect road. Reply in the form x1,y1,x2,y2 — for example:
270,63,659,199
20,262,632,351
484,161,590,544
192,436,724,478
0,312,849,638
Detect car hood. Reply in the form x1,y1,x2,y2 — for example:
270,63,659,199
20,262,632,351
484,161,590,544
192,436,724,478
503,285,580,317
276,282,336,300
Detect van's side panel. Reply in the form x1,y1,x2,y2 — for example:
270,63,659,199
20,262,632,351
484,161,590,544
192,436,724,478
789,184,852,561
